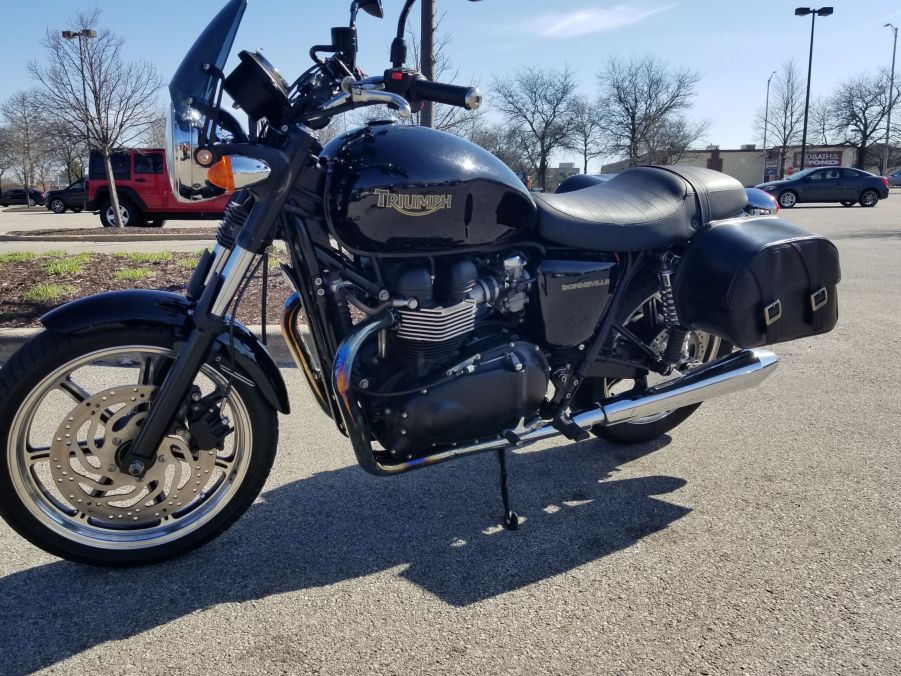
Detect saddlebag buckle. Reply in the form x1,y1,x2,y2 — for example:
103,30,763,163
810,287,828,312
763,300,782,326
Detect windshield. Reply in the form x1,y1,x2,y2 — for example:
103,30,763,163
169,0,246,113
787,168,819,180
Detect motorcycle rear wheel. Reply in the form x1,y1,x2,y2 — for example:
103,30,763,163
588,273,729,444
0,327,278,566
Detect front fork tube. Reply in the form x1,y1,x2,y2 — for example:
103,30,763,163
121,244,257,474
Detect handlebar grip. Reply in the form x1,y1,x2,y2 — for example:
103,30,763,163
409,79,482,110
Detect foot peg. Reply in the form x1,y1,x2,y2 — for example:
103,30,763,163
496,448,519,530
552,416,590,442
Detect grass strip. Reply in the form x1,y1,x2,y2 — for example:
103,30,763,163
24,283,75,302
113,267,152,281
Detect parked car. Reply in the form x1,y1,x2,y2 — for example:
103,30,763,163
87,149,232,227
0,188,45,207
756,167,889,208
888,170,901,187
43,178,88,214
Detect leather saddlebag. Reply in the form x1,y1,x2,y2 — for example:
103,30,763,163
674,217,841,348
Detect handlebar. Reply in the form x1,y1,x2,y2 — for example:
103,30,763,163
408,78,481,111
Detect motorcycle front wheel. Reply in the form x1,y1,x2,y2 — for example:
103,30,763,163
0,327,278,566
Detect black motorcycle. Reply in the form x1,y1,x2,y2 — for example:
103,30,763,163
0,0,841,565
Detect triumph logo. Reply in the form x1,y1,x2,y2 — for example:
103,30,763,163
374,189,452,217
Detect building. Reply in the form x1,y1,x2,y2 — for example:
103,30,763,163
543,162,580,192
600,145,885,187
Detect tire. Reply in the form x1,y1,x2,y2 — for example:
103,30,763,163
840,201,855,207
142,218,166,228
778,191,798,208
586,272,729,444
0,327,278,566
859,189,879,208
98,198,139,227
49,199,66,214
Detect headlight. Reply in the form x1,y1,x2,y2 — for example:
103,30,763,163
166,104,225,203
166,103,271,204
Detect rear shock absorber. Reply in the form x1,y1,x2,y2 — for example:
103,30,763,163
656,252,690,366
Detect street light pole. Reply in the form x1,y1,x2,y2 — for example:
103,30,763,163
883,23,898,176
795,7,832,171
762,69,776,182
62,28,97,174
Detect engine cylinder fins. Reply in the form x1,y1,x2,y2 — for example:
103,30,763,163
395,301,478,343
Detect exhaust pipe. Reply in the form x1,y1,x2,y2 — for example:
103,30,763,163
581,347,779,427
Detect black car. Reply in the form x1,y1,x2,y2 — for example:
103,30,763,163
0,188,45,207
43,178,88,214
756,167,889,208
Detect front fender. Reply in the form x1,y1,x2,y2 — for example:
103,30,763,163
41,290,290,414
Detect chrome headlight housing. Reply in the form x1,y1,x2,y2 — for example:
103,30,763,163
166,103,226,203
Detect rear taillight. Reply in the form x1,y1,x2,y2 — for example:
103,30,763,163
882,176,889,187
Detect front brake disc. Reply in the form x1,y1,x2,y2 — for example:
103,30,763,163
49,385,217,526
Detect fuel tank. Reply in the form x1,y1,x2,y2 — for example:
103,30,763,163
320,122,537,255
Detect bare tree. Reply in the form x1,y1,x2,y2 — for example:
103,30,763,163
43,119,86,184
829,69,901,170
808,96,835,146
754,60,804,178
468,122,532,178
569,96,606,174
492,65,578,190
597,55,703,168
1,91,48,204
143,108,169,150
642,115,707,165
0,125,13,193
29,9,164,226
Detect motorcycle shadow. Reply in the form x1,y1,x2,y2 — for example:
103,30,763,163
0,435,689,673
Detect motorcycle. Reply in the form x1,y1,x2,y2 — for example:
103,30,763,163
0,0,841,565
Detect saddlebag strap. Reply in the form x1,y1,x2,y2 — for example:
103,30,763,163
652,165,710,227
788,241,830,332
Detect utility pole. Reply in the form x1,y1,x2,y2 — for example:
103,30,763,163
762,70,776,182
883,23,898,176
420,0,435,127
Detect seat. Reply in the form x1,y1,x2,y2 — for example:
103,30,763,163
535,166,747,252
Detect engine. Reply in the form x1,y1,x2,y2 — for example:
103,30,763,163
363,253,549,458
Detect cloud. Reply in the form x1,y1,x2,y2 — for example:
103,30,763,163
529,4,676,39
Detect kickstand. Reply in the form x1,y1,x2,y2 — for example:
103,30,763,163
496,448,519,531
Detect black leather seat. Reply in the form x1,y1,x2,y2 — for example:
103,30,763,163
534,166,747,252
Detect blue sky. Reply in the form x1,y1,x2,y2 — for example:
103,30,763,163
2,1,900,169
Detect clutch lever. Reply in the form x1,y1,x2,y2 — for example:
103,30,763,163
340,76,412,118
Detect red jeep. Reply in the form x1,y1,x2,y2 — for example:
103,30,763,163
86,149,231,227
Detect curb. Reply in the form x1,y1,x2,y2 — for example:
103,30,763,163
0,233,216,243
0,324,297,368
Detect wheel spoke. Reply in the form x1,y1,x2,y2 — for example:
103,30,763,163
57,376,91,403
138,357,156,385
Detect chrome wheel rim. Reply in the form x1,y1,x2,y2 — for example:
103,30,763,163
105,204,130,226
607,292,719,425
51,200,65,213
7,345,252,550
780,192,796,207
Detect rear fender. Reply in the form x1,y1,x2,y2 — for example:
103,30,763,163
41,290,289,414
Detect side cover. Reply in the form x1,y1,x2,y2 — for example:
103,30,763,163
41,290,289,414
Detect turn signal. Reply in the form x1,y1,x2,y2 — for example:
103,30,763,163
207,156,235,192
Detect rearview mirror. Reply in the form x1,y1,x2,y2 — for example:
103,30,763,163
359,0,383,18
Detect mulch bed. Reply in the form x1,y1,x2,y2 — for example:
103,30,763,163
5,227,217,238
0,252,292,328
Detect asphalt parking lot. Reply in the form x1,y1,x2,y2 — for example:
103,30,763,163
1,196,899,674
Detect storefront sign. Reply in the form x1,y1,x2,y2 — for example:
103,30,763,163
793,150,842,167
